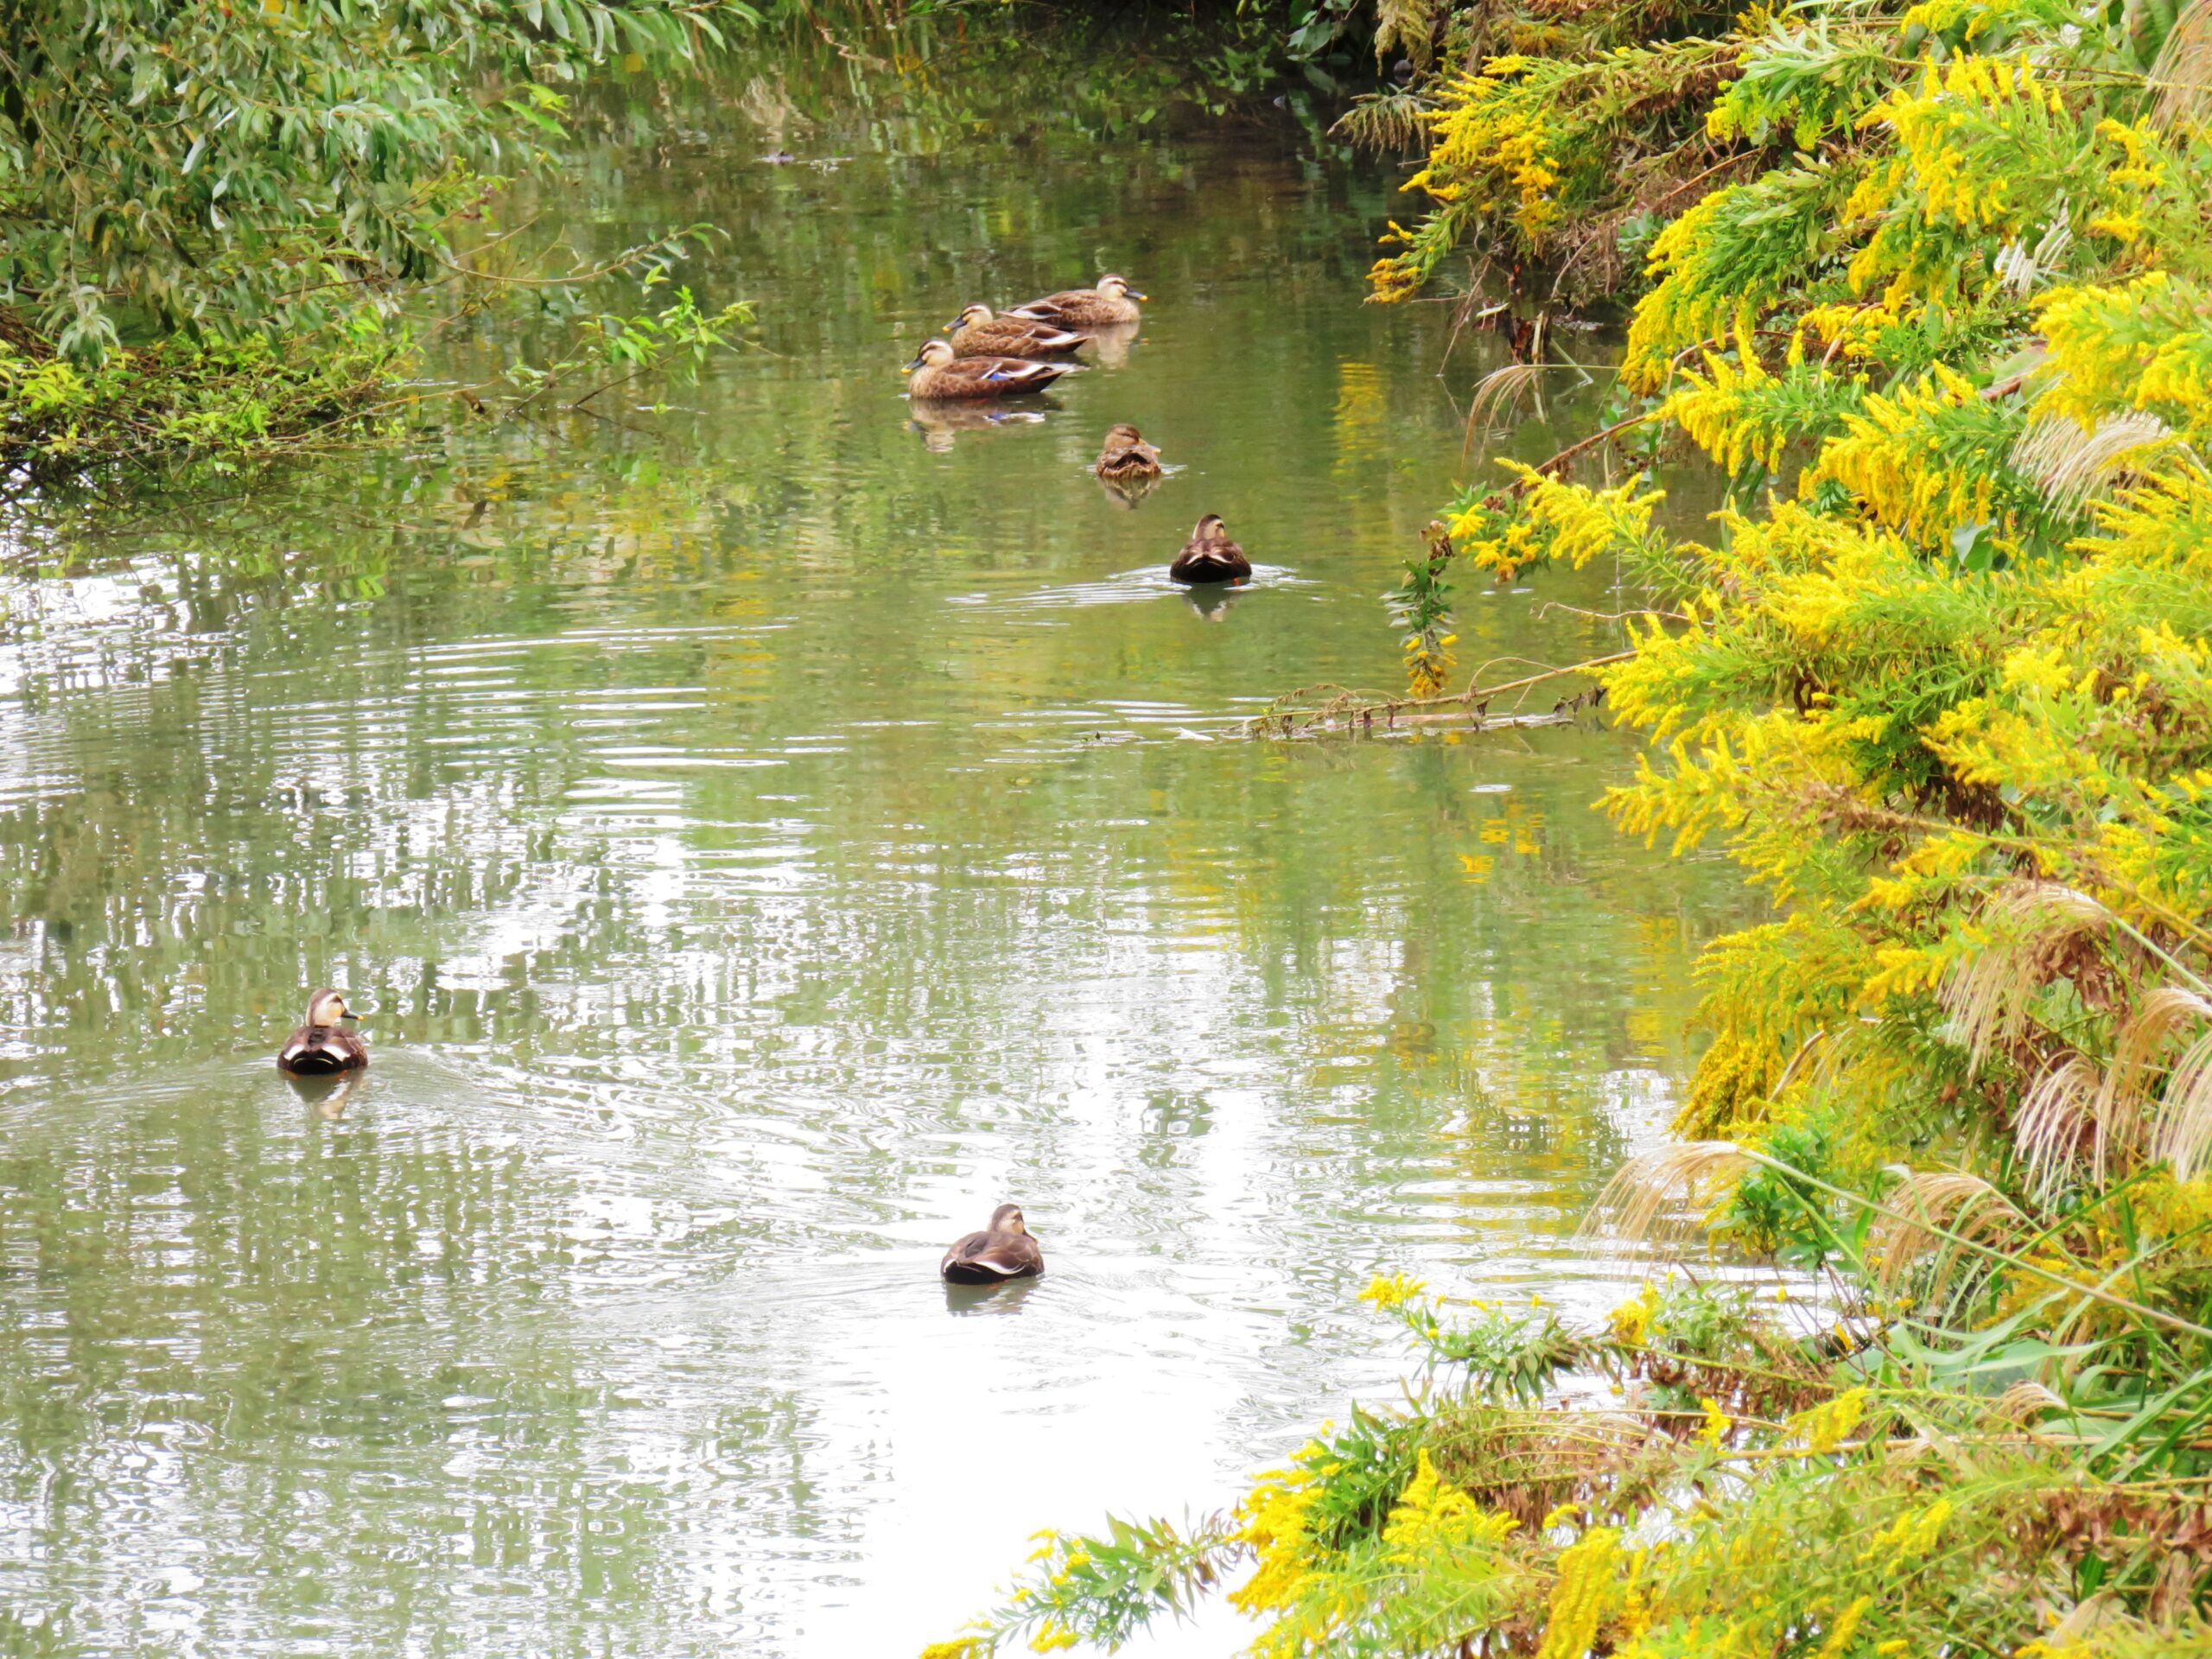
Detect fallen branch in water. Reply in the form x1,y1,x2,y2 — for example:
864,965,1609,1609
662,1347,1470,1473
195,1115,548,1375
1244,651,1632,738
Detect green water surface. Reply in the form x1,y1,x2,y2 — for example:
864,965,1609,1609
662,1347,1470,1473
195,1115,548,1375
0,51,1741,1657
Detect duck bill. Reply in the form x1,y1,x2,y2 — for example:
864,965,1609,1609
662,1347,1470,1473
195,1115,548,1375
901,355,925,372
941,318,963,333
1128,290,1149,302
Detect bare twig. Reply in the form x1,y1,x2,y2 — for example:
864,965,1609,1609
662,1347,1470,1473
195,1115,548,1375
1247,651,1632,739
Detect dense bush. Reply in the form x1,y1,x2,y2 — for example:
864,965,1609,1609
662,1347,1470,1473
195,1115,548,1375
0,0,755,474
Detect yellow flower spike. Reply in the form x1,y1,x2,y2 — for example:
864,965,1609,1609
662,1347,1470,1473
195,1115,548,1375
1696,1395,1732,1447
1818,1596,1875,1658
1793,1387,1870,1454
1537,1528,1623,1659
1358,1273,1429,1310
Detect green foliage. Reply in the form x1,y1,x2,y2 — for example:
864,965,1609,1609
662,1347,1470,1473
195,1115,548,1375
0,322,407,477
500,269,753,413
1377,1281,1589,1402
0,0,763,477
920,1514,1239,1656
0,0,745,361
1355,0,1741,307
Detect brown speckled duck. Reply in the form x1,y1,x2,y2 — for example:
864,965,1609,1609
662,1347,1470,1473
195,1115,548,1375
277,989,367,1076
945,304,1088,359
1169,514,1251,584
1094,423,1164,482
940,1203,1045,1284
1011,273,1145,328
906,339,1077,401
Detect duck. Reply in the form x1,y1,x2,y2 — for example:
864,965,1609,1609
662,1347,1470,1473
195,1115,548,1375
277,989,367,1075
906,339,1077,401
1010,273,1145,328
1094,423,1164,482
940,1203,1046,1284
945,304,1088,359
1169,514,1252,584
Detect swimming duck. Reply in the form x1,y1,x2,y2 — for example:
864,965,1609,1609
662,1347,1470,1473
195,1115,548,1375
277,989,367,1075
1169,514,1252,584
945,304,1089,359
906,339,1077,401
940,1203,1045,1284
1094,423,1165,482
1011,274,1146,328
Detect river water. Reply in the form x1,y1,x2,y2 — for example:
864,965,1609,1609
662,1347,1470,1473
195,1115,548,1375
0,46,1739,1658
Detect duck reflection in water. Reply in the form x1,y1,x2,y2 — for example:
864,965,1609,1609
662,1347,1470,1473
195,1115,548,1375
943,1273,1043,1313
907,401,1052,454
1184,582,1247,622
1097,473,1162,510
1077,321,1141,370
285,1065,362,1122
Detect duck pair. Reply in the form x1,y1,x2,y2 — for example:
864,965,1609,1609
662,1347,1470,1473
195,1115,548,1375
906,275,1144,401
1089,430,1247,580
276,989,1049,1283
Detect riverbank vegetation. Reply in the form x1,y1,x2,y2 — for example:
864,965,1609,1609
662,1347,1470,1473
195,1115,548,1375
0,0,777,483
930,0,2212,1651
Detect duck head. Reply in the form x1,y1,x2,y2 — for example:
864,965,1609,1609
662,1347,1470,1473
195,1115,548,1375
306,988,357,1027
988,1202,1031,1236
1194,513,1229,542
1103,422,1144,445
1096,274,1148,302
946,302,994,331
904,339,956,372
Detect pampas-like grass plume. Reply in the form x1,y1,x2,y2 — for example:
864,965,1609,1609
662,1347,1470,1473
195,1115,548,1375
2151,0,2212,131
2014,1052,2101,1198
2145,996,2212,1179
1989,1378,2069,1426
1939,882,2117,1073
1332,92,1428,154
1583,1140,1753,1254
1462,362,1557,448
1872,1167,2031,1306
1992,213,2073,296
2100,985,2212,1180
2009,410,2173,518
